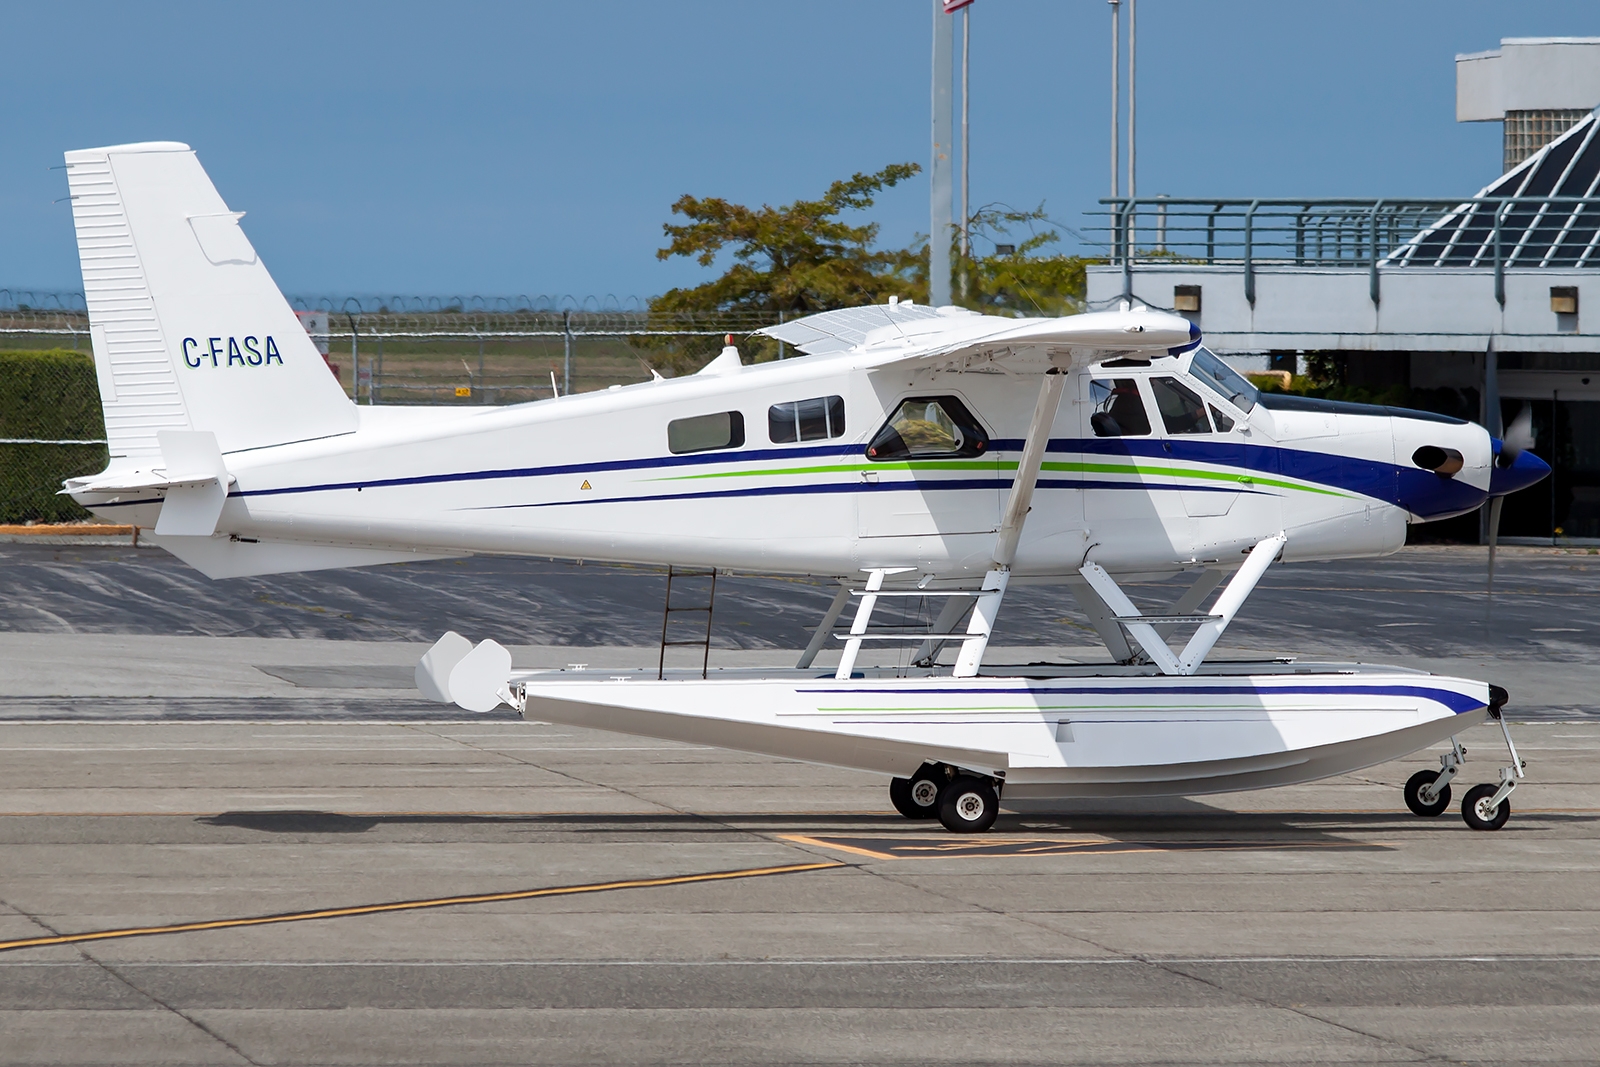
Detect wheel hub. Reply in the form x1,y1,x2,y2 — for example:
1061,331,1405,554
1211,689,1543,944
911,780,939,808
955,792,985,821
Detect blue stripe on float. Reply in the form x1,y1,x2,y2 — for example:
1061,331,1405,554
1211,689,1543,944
798,684,1485,714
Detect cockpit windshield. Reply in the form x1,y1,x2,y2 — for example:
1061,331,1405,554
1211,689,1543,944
1189,347,1258,413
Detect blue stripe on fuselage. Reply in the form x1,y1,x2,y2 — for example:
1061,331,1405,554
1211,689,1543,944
211,432,1477,521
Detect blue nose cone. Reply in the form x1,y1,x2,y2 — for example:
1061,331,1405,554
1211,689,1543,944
1489,441,1551,497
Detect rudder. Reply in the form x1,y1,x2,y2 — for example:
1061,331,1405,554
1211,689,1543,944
65,141,355,461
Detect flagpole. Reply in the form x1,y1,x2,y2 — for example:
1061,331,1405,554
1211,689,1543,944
960,5,970,301
930,0,954,307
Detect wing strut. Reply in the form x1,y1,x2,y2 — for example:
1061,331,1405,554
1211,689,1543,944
952,369,1069,678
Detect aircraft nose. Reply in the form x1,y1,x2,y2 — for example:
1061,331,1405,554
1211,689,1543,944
1392,415,1493,521
1489,442,1551,497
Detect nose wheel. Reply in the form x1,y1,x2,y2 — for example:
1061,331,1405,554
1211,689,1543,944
1404,769,1452,816
1401,694,1525,832
1462,782,1512,831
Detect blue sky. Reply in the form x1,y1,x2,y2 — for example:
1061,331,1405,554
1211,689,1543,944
5,1,1599,302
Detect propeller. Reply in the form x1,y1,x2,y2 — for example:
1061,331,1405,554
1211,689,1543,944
1503,402,1536,457
1486,402,1537,604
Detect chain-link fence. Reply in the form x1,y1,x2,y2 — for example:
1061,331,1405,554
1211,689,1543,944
1,294,789,522
300,302,789,404
0,345,106,524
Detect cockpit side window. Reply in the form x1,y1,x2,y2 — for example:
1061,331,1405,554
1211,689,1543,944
1189,346,1258,413
866,395,989,460
1089,378,1152,438
1151,377,1213,435
1209,404,1235,432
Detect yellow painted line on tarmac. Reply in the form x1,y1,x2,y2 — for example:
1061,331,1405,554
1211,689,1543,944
0,860,844,955
784,834,1385,861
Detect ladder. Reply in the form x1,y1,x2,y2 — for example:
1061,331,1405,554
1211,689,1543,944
658,566,716,679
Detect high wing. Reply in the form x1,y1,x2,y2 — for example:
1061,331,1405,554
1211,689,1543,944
758,302,1200,375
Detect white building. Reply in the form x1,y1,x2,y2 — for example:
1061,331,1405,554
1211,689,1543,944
1085,38,1600,543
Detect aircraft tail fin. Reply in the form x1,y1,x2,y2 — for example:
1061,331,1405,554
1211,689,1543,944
64,142,356,462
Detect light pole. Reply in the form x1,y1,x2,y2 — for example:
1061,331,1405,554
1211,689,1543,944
1109,0,1119,200
1128,0,1137,204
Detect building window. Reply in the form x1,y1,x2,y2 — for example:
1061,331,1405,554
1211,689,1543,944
1089,378,1152,437
866,396,988,460
1504,110,1589,172
769,395,845,443
667,411,745,454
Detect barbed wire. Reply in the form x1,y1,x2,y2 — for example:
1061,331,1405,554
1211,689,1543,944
287,294,653,314
0,293,787,336
0,290,87,312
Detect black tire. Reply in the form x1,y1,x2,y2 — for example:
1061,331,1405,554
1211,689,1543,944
1403,769,1451,817
889,778,920,819
1461,783,1510,831
937,776,999,834
903,766,944,819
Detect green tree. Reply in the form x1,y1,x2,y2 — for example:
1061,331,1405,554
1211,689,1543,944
953,205,1088,317
650,163,923,320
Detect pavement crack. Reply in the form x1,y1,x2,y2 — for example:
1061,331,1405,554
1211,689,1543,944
87,956,261,1066
858,871,1447,1063
0,893,256,1064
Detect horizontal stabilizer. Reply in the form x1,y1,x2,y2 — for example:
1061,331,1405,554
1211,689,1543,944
153,430,229,536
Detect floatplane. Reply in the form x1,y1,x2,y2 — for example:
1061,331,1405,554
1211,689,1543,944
62,141,1551,832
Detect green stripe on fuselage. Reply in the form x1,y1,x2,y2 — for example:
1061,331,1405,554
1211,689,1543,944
646,457,1352,498
1042,460,1350,498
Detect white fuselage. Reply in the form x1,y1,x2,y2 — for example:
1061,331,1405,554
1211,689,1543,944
75,348,1494,582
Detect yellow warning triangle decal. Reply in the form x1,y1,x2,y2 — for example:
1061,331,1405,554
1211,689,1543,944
580,480,592,490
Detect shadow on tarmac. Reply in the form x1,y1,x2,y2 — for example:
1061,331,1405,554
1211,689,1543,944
196,806,1597,843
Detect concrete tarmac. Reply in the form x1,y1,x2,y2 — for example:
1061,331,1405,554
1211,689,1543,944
0,543,1597,1065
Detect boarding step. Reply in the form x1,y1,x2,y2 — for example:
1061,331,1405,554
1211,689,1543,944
658,565,716,680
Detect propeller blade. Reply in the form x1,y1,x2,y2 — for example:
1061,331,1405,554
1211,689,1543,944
1502,402,1535,460
1486,495,1505,606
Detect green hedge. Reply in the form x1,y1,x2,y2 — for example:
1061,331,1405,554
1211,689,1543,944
0,350,110,523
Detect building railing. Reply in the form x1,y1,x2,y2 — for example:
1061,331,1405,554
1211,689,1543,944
1092,196,1600,306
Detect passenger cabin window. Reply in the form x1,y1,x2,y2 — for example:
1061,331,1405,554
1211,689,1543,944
769,395,845,443
667,410,745,454
866,396,988,460
1189,346,1258,413
1089,378,1152,437
1152,377,1212,435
